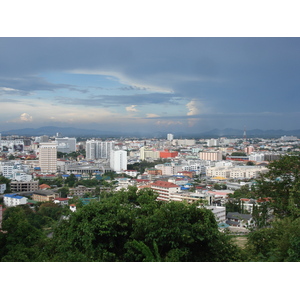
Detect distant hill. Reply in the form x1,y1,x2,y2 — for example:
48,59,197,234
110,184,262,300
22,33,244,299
1,126,300,138
197,128,300,138
0,126,120,137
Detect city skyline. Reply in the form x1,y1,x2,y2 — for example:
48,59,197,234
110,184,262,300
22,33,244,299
1,38,300,134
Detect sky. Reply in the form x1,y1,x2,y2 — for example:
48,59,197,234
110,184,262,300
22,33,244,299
1,37,300,135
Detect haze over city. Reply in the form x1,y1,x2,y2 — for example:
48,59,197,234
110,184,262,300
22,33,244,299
1,37,300,135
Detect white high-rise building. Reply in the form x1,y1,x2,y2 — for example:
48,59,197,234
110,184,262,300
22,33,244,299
86,140,114,160
167,133,174,141
110,150,127,172
55,137,77,153
39,143,57,174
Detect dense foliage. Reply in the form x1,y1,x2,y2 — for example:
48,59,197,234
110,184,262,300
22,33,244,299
0,188,242,262
1,154,300,262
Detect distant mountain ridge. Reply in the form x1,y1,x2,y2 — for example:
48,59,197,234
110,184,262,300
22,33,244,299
0,126,120,137
1,126,300,138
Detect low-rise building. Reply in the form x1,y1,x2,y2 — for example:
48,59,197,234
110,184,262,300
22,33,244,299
68,185,96,197
3,193,28,207
10,180,39,192
54,197,69,206
226,212,254,228
0,183,6,194
149,180,181,201
32,190,58,202
205,206,226,224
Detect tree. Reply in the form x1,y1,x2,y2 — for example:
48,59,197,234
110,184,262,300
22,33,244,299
254,154,300,219
0,206,45,261
245,216,300,261
45,188,241,262
65,174,77,187
229,184,255,199
58,186,69,198
0,175,11,193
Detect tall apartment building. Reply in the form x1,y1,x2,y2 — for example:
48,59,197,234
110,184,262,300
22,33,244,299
110,150,127,172
55,137,76,153
167,133,174,141
86,140,114,160
207,139,219,147
39,143,57,174
199,150,223,161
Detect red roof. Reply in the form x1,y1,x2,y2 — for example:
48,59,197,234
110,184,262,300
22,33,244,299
134,179,150,183
55,197,69,201
152,181,179,188
39,184,51,189
240,198,250,202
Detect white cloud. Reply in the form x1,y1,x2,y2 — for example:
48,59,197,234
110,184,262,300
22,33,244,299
156,120,183,126
20,113,33,122
126,105,138,112
69,69,173,94
146,113,160,118
186,99,200,116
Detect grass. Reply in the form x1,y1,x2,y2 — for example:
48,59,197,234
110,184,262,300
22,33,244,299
231,236,248,249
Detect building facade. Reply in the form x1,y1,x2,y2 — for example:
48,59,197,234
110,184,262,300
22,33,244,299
39,143,57,173
86,140,114,160
10,180,39,192
3,194,28,207
55,137,77,153
110,150,127,172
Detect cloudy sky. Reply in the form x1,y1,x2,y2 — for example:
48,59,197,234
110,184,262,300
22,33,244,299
0,37,300,134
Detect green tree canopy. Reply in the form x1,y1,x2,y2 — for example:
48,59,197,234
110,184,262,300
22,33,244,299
45,188,241,262
254,154,300,219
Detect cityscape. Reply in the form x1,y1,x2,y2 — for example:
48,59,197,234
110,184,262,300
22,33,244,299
0,130,299,261
0,38,299,265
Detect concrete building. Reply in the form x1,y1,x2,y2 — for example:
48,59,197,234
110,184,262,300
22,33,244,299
205,206,226,224
86,140,114,160
149,180,181,201
10,180,39,192
1,139,24,153
69,185,96,197
155,162,183,176
167,133,174,141
140,147,160,161
39,143,57,174
173,139,196,146
110,150,127,172
1,163,14,179
32,190,58,202
199,151,223,161
3,193,28,207
206,165,268,179
0,183,6,194
249,152,265,162
55,137,76,153
206,139,219,147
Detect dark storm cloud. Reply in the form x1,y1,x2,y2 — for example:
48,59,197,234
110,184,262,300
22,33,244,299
0,76,88,94
1,37,300,130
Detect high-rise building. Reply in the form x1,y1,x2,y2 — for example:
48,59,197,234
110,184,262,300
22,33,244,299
110,150,127,172
167,133,174,141
40,135,49,143
39,143,57,173
86,140,114,160
55,137,76,153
